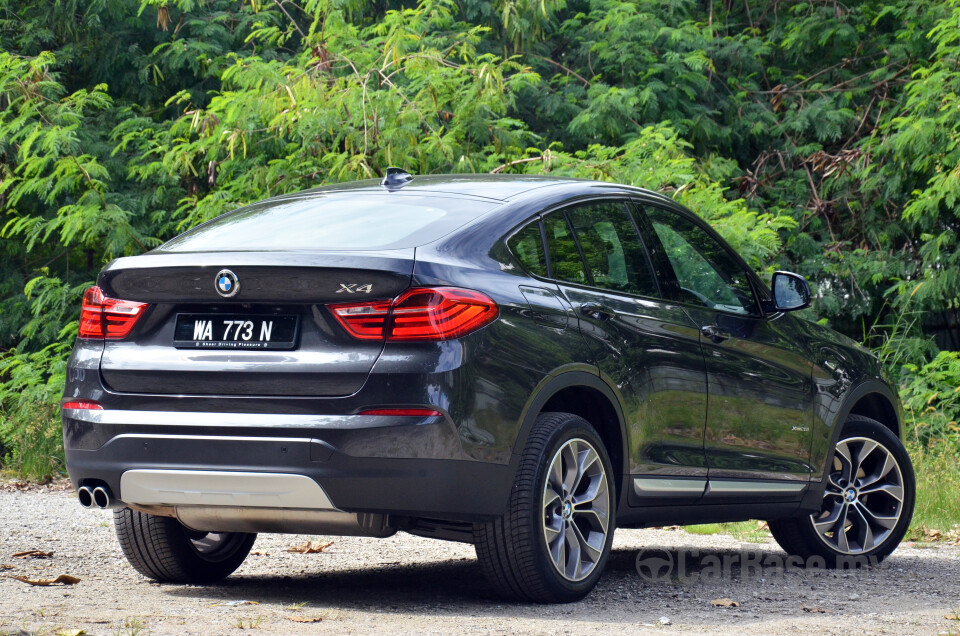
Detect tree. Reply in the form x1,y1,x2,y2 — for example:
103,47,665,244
1,0,958,476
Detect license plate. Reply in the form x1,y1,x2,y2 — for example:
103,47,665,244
173,314,300,350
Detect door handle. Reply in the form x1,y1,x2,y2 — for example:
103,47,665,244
580,302,615,321
701,325,731,343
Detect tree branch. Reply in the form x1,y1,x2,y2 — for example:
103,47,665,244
531,54,591,87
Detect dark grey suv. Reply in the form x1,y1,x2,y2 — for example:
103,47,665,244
62,173,915,602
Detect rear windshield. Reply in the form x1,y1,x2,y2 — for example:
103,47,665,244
160,193,498,252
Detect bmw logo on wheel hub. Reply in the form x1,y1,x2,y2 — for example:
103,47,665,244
215,269,239,298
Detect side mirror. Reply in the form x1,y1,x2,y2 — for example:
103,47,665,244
770,271,811,312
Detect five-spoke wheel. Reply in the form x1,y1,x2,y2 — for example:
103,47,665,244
474,412,616,603
769,415,915,566
812,436,905,554
541,438,610,582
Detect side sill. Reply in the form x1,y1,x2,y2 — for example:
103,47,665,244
704,479,807,497
629,476,807,507
633,477,706,498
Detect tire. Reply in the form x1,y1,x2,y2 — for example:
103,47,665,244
768,415,915,567
474,412,616,603
114,507,256,583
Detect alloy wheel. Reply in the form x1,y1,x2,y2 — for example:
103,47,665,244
185,530,248,562
811,436,905,554
541,438,610,582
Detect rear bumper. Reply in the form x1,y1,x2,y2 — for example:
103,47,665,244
63,408,514,522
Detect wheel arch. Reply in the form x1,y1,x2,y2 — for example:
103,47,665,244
824,379,904,461
803,378,905,513
511,368,628,506
847,391,902,440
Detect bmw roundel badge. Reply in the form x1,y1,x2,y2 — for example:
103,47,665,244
215,269,239,298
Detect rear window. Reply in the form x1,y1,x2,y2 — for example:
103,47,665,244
160,193,498,252
507,220,548,277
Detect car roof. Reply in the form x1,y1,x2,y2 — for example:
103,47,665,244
277,174,601,203
167,174,684,255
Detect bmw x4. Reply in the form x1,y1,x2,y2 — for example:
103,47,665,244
62,172,915,602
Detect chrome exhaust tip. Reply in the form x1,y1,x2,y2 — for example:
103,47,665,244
78,486,94,509
92,486,112,509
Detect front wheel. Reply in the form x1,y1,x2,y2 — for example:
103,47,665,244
769,415,915,566
114,508,256,583
474,412,616,603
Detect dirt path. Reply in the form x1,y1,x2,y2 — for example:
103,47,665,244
1,485,958,635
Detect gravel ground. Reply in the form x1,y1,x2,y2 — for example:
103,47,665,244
1,482,959,635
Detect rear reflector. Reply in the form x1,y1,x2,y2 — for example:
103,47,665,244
330,287,498,341
359,408,443,417
62,400,104,411
79,286,149,339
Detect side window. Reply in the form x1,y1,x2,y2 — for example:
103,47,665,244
645,206,758,315
565,202,659,297
544,212,587,285
507,220,547,277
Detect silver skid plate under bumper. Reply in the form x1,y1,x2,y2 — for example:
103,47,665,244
119,469,394,537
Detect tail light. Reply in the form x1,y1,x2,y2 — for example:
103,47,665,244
329,300,391,340
330,287,498,341
78,286,149,340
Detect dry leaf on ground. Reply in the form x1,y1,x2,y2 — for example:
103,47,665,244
711,598,740,607
12,550,53,559
289,616,323,623
917,526,960,544
286,541,334,554
0,564,13,570
6,573,80,586
56,629,87,636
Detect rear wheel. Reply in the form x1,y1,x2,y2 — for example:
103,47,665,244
474,412,616,603
114,507,256,583
768,415,914,566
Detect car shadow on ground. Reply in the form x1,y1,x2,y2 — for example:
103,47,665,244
161,543,957,620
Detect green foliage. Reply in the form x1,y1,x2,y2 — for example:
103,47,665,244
902,352,960,450
501,126,795,268
908,446,960,537
881,1,960,313
0,334,72,480
0,0,959,478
